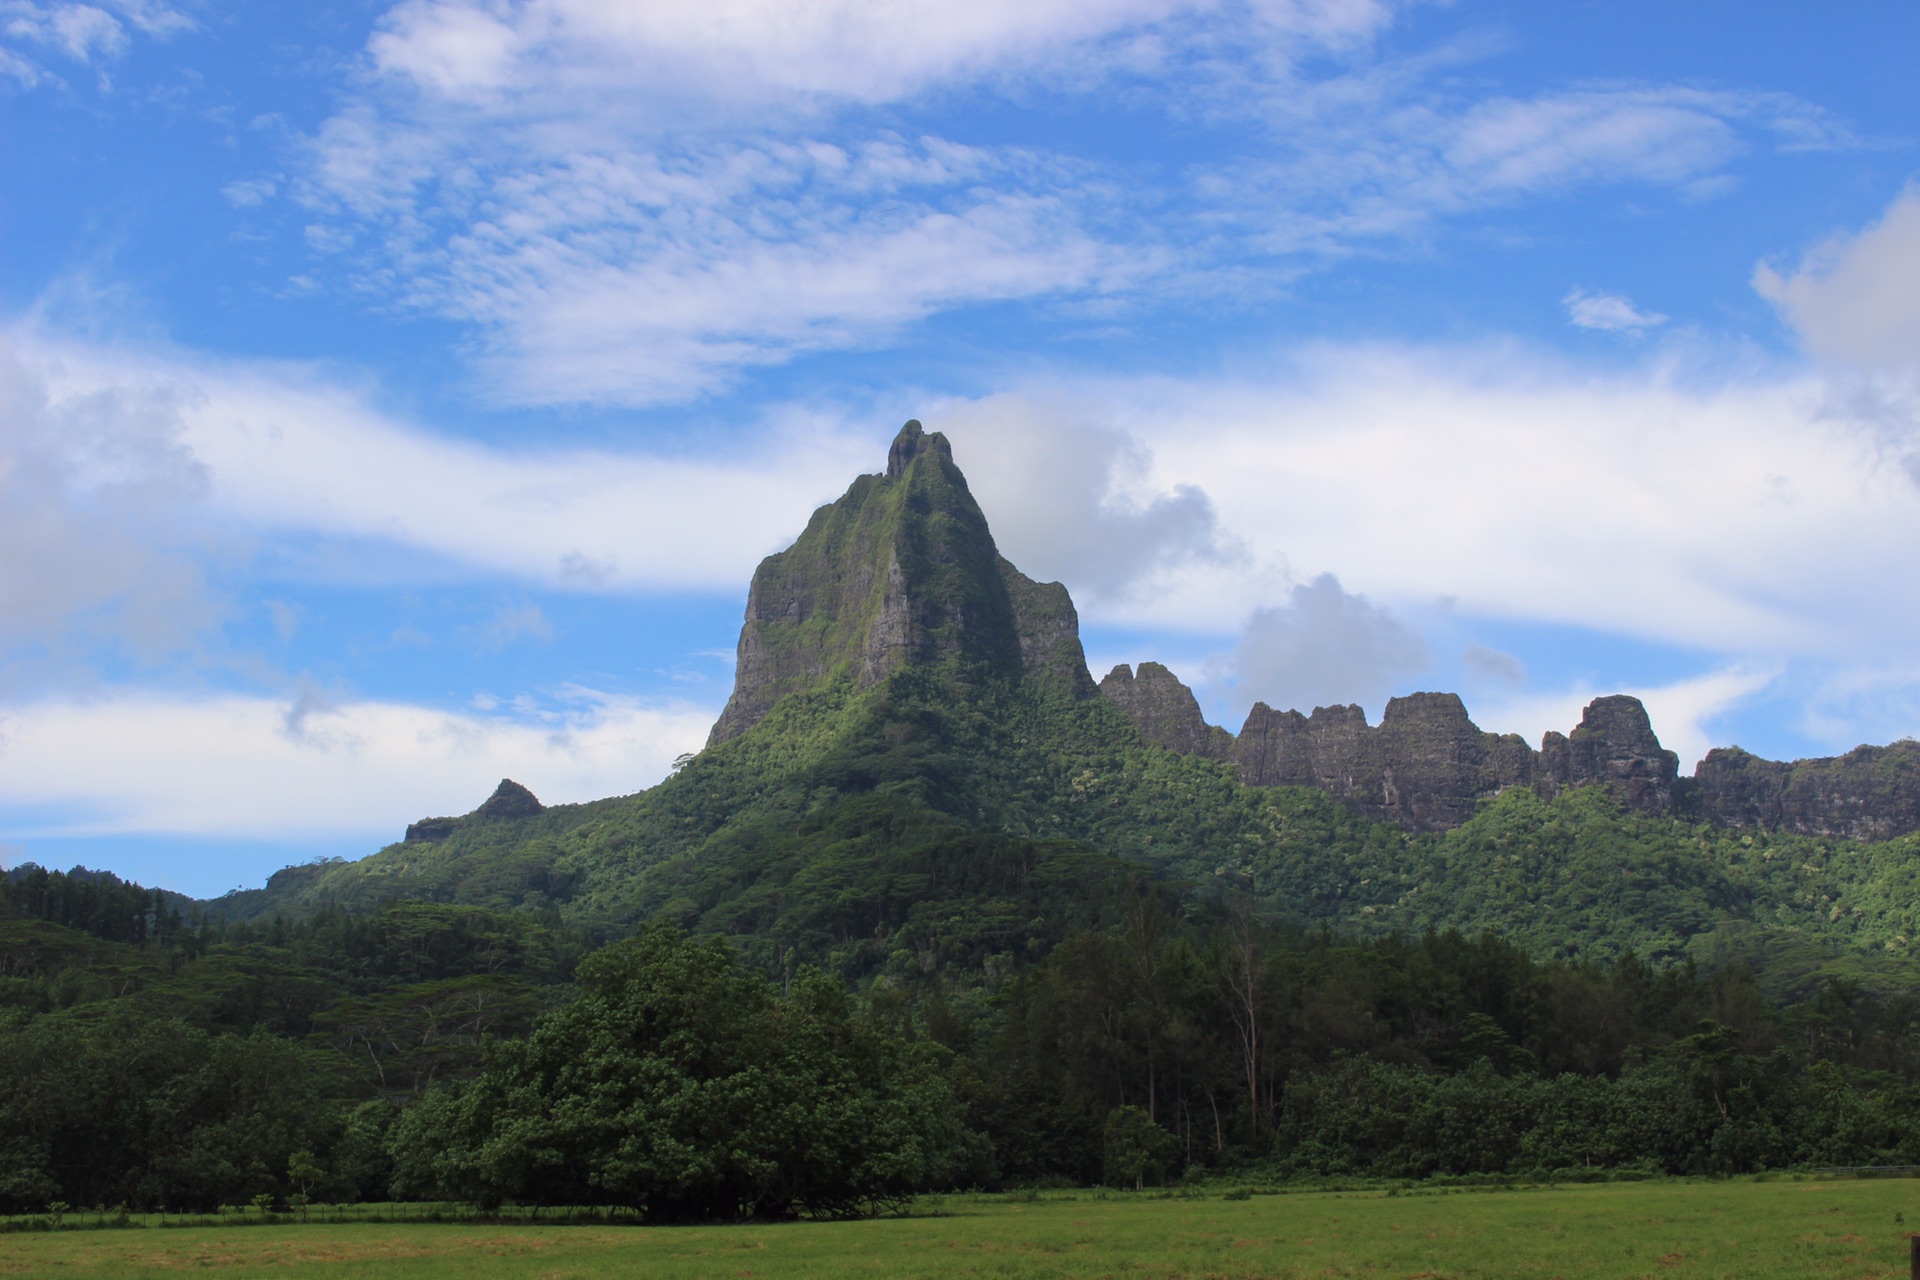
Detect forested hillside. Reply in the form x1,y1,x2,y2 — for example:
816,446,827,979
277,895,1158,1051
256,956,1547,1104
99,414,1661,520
11,421,1920,1218
11,861,1920,1215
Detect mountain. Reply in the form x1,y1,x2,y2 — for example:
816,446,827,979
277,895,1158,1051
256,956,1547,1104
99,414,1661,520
1099,655,1920,842
218,421,1920,993
709,421,1092,745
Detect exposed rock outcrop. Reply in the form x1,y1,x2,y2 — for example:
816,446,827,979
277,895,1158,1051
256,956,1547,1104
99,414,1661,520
707,421,1094,745
1004,557,1098,700
1536,695,1680,815
1231,692,1534,831
404,778,545,843
1099,663,1232,759
403,816,461,844
1693,740,1920,841
475,778,545,821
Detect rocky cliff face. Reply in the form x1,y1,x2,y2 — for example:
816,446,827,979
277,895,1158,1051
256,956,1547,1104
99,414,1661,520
707,421,1094,745
1536,695,1680,815
1692,740,1920,841
1096,660,1920,840
1231,692,1535,831
1098,663,1232,760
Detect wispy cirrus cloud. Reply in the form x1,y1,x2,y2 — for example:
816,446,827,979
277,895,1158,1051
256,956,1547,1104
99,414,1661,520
272,0,1850,407
0,0,190,87
1215,84,1849,254
362,0,1395,110
301,128,1156,403
1565,288,1666,332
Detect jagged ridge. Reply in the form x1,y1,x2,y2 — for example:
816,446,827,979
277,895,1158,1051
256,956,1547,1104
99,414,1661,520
1102,666,1920,840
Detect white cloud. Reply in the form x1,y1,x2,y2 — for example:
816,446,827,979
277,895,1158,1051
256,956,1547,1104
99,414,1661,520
221,177,278,209
1755,185,1920,372
1564,288,1666,333
1445,90,1744,193
1220,572,1429,716
0,336,221,682
4,3,126,62
279,0,1841,407
931,393,1229,601
301,127,1150,404
364,0,1392,109
1232,86,1839,254
0,686,716,839
0,0,189,85
12,330,875,594
1076,345,1920,660
21,323,1920,763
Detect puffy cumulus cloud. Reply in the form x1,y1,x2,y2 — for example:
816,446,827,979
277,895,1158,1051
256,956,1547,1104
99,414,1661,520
1081,344,1920,662
929,393,1231,603
1756,185,1920,373
0,686,716,841
364,0,1392,110
1564,289,1666,333
12,331,873,594
0,337,222,684
1221,573,1428,716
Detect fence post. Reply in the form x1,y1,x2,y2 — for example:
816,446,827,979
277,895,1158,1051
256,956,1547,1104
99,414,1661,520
1908,1232,1918,1280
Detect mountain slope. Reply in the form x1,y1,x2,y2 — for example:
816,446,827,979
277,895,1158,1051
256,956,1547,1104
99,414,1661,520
219,421,1920,994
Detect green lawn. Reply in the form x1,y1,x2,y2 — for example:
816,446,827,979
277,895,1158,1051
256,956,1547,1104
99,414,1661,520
5,1180,1916,1279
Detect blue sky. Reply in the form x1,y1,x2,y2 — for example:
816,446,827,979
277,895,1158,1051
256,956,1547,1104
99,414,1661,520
4,0,1919,896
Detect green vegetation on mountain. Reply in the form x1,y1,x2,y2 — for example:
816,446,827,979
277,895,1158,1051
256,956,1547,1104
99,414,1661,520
212,663,1920,1004
12,421,1920,1218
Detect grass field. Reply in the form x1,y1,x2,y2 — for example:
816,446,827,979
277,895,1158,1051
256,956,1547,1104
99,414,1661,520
4,1179,1917,1279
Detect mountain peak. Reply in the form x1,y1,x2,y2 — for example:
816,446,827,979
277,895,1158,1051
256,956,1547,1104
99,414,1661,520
886,419,951,479
707,421,1093,746
475,778,545,821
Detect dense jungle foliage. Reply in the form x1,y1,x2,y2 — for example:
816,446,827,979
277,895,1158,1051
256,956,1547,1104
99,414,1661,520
10,857,1920,1219
16,427,1920,1221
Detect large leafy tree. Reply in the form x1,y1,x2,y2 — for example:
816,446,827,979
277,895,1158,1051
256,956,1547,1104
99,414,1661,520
389,923,980,1219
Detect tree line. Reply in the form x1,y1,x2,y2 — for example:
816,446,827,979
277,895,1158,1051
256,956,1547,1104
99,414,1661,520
7,864,1920,1218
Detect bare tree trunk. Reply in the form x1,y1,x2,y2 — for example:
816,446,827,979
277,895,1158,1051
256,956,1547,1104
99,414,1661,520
1223,905,1262,1137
